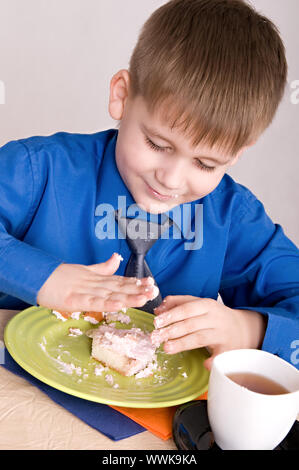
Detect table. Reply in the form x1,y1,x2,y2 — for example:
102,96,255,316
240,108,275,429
0,309,177,450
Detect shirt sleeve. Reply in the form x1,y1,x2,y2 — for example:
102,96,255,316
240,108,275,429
0,140,65,306
219,190,299,368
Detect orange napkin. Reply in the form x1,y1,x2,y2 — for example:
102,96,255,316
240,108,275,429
111,391,208,440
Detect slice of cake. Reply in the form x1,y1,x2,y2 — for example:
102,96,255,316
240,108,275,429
86,324,157,377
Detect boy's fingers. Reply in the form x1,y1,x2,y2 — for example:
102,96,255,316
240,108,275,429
92,275,153,287
92,276,156,294
107,284,159,304
107,293,150,308
153,298,213,329
67,292,149,313
151,315,213,345
154,295,198,315
162,330,216,355
77,275,158,297
98,294,150,312
84,282,156,296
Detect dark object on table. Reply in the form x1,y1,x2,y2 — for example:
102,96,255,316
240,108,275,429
172,400,299,450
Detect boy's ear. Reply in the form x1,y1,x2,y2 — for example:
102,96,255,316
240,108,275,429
228,141,257,167
228,151,242,167
108,69,131,121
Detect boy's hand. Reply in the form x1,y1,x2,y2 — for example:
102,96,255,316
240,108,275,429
36,253,158,314
151,295,267,370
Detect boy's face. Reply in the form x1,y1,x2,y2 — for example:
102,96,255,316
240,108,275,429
109,70,245,215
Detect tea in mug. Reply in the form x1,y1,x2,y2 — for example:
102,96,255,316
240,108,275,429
226,372,290,395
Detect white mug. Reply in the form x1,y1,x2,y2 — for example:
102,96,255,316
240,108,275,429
207,349,299,450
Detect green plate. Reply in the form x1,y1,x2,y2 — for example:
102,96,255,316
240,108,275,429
4,306,209,408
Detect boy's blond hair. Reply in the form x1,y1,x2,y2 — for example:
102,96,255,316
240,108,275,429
128,0,288,156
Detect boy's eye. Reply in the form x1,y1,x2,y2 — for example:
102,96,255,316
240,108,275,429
194,159,216,172
144,135,216,172
145,136,165,152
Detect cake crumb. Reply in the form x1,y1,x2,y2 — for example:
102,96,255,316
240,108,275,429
52,310,82,321
150,330,163,348
94,364,108,376
84,315,99,324
104,312,131,324
135,360,158,379
68,327,83,336
114,253,124,262
105,374,114,386
52,310,67,322
39,342,46,352
70,311,81,320
55,357,82,376
151,285,159,299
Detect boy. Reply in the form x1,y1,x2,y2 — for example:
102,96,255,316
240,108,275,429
0,0,298,370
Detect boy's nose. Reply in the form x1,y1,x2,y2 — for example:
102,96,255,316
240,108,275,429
155,162,184,191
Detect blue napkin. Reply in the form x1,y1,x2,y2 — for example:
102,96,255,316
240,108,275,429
1,348,145,441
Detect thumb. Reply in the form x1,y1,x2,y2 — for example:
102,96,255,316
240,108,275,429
204,346,228,371
88,253,124,276
203,346,218,371
203,356,214,371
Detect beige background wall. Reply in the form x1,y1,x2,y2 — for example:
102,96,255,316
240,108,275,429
0,0,298,245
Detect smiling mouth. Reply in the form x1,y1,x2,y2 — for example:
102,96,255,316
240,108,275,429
145,181,180,201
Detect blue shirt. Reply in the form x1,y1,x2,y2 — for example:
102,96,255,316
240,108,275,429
0,128,298,367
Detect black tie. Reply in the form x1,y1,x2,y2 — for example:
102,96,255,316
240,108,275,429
114,210,172,313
